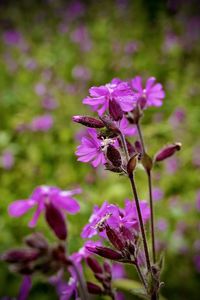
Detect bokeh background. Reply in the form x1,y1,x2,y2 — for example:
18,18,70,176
0,0,200,299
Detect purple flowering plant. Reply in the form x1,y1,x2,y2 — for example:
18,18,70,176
2,75,181,300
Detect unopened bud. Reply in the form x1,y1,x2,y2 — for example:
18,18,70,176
109,99,123,121
87,282,103,295
127,154,138,175
141,152,153,174
86,257,103,274
134,140,142,153
86,246,123,260
45,203,67,240
103,261,112,274
106,225,124,251
1,249,39,263
72,116,104,128
154,143,182,162
106,145,122,167
25,233,48,252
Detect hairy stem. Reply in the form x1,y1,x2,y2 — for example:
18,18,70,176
148,172,156,263
120,133,130,161
136,121,156,263
129,174,151,271
135,262,147,290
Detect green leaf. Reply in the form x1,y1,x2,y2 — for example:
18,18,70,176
113,279,148,299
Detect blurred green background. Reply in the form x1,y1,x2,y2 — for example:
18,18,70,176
0,0,200,299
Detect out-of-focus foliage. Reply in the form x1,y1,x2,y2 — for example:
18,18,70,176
0,0,200,299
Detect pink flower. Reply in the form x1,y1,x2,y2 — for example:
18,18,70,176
30,114,54,132
118,116,136,136
75,128,106,167
83,79,136,116
8,186,81,227
130,76,165,108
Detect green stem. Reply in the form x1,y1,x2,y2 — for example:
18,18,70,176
135,262,148,290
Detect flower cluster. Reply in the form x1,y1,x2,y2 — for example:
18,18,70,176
73,76,165,169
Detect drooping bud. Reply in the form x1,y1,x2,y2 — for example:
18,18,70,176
45,203,67,240
86,257,103,274
24,233,48,252
86,246,123,261
109,99,123,121
154,143,182,162
105,225,124,251
1,249,39,263
106,145,122,167
87,282,103,295
72,116,104,128
127,154,138,175
141,152,153,174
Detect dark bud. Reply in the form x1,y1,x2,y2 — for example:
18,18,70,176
52,245,68,264
86,256,103,274
141,152,153,174
103,261,112,275
100,116,121,135
24,233,48,252
45,203,67,241
1,249,39,263
109,99,123,121
72,116,104,128
138,96,147,110
134,140,142,153
126,139,136,156
86,246,123,261
104,162,123,174
87,282,103,295
105,225,124,251
154,143,182,162
127,154,138,175
95,273,105,283
106,145,122,167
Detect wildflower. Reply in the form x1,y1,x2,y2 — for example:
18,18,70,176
30,114,54,132
154,143,181,162
1,150,15,170
83,79,136,116
75,128,106,167
130,76,165,108
8,186,81,227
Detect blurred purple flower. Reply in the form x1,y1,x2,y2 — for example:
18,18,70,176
130,76,165,108
3,30,22,45
152,187,164,202
156,218,168,232
83,79,136,116
196,190,200,211
35,83,46,96
8,186,81,227
41,97,58,110
72,65,91,81
192,145,200,168
193,254,200,273
30,114,54,132
165,157,179,174
75,128,106,167
169,107,186,128
1,150,15,170
124,41,139,54
70,25,92,52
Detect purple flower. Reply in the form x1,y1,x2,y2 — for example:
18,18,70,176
75,128,106,167
1,150,15,170
8,186,81,227
30,114,54,132
130,76,165,108
118,116,136,136
196,190,200,212
152,187,164,202
82,199,150,239
3,30,22,45
41,97,58,110
34,83,46,96
83,79,136,116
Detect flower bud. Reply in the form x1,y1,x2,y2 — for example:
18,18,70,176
105,225,124,251
1,249,39,263
103,261,112,275
24,233,48,252
86,257,103,274
72,116,104,128
86,246,123,260
141,152,153,174
106,145,122,167
154,143,182,162
127,154,138,175
134,140,142,153
109,99,123,121
45,203,67,240
87,282,103,295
